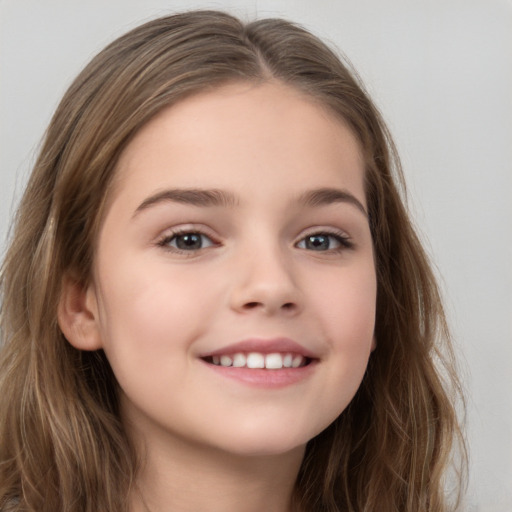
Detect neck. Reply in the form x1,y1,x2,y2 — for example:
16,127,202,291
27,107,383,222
130,429,304,512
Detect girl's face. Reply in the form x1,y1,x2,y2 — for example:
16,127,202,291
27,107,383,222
81,82,376,456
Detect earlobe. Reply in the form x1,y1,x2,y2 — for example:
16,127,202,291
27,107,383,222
58,275,103,351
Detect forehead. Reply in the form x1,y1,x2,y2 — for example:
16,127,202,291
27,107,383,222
109,81,365,210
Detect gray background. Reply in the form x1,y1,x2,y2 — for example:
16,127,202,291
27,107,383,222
1,1,511,510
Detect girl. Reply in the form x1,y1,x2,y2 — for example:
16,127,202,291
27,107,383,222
0,10,465,512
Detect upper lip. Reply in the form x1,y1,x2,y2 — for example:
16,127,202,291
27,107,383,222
200,338,318,359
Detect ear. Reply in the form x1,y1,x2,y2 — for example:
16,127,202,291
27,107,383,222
58,274,103,351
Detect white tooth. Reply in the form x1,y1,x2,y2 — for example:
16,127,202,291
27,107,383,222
246,352,265,369
220,355,233,367
232,353,246,367
283,354,293,368
212,355,220,365
291,355,303,368
265,353,283,369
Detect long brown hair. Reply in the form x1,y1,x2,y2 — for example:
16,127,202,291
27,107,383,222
0,10,465,511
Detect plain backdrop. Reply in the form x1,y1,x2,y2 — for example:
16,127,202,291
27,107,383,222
1,1,511,510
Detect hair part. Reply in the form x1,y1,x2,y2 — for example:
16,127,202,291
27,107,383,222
0,10,466,512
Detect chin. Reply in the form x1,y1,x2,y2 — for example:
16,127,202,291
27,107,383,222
207,424,316,459
222,440,307,459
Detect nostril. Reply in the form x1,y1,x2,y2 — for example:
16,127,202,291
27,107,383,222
237,297,299,314
242,301,296,312
244,302,261,310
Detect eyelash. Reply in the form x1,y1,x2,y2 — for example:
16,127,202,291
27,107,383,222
156,227,218,254
156,227,354,254
295,230,354,253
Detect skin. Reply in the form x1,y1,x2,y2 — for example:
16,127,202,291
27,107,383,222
59,81,377,512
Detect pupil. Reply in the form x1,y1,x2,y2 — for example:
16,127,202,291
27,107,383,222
307,235,329,250
176,233,202,250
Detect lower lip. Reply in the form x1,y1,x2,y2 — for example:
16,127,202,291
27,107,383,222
200,359,317,388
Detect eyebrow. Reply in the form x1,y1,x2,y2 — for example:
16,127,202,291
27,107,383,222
133,188,238,216
133,186,367,217
299,187,368,217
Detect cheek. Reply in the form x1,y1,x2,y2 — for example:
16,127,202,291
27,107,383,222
308,263,376,410
92,262,215,412
94,257,223,356
314,262,377,342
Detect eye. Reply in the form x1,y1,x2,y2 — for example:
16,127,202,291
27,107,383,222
296,232,352,251
158,231,215,251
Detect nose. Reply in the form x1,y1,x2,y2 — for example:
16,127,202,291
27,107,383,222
229,245,302,316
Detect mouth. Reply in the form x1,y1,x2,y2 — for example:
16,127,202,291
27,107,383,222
199,338,318,387
202,352,312,370
199,337,318,372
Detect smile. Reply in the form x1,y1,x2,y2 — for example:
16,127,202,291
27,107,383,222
204,352,309,369
199,338,318,386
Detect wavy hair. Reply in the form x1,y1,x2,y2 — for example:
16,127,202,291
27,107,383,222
0,10,465,512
